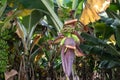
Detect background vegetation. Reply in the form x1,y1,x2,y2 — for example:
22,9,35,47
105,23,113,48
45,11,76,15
0,0,120,80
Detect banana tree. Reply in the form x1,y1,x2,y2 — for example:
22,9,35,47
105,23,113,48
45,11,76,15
0,0,63,80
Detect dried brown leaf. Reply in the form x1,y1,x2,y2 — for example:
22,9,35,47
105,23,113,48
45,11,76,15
80,0,110,25
75,45,85,57
5,69,18,80
16,27,24,39
54,35,65,44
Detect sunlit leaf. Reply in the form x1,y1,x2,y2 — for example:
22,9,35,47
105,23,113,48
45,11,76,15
60,37,66,45
71,34,80,43
41,0,63,32
76,0,84,15
34,53,44,63
72,0,78,10
8,0,63,32
108,34,116,45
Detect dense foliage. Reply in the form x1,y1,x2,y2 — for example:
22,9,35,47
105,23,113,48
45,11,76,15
0,0,120,80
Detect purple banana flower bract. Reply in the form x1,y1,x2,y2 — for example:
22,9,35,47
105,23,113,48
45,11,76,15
61,38,75,77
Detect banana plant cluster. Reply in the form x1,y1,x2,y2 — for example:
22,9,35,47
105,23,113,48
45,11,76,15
0,0,120,79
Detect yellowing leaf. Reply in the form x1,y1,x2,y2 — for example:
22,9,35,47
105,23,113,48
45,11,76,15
108,35,116,45
9,3,14,7
80,0,110,25
17,9,33,17
33,34,42,45
30,34,42,52
34,53,44,63
54,35,65,44
71,34,80,43
80,6,91,25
